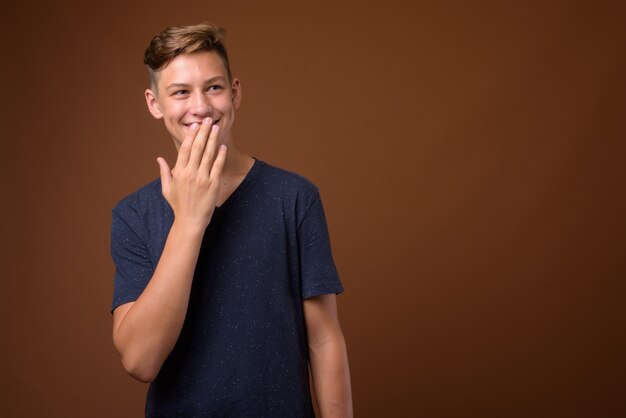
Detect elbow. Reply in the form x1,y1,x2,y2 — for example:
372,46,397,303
131,370,157,384
113,333,161,383
309,330,347,352
121,354,159,383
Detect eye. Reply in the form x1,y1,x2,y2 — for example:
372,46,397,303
172,90,189,96
207,85,224,92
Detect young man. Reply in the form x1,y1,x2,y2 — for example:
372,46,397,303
110,23,352,417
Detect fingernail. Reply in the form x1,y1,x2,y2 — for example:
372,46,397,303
191,123,199,130
203,117,212,125
212,124,219,132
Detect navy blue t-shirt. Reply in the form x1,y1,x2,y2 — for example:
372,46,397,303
110,159,344,417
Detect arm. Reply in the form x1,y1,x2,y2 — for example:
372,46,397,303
112,119,225,383
304,294,353,418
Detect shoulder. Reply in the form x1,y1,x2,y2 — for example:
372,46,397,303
112,177,163,221
256,160,319,199
253,160,325,226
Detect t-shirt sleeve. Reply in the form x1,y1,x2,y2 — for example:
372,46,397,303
297,191,344,299
110,204,155,312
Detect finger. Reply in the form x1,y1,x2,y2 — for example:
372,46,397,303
175,123,200,168
157,157,172,194
209,145,227,182
188,118,212,168
199,124,220,173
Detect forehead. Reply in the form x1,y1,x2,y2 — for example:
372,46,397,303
158,51,228,85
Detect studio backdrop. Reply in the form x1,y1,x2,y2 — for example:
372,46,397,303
1,1,625,417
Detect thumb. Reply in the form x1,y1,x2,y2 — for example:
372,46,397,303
156,157,172,192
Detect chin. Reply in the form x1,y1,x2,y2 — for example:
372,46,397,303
169,133,183,148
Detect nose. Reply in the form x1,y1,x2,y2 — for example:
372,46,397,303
190,91,212,117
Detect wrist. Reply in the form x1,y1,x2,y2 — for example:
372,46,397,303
170,218,209,239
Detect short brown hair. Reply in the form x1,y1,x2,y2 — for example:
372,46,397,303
144,23,233,91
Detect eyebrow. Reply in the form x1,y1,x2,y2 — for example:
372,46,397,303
166,76,227,90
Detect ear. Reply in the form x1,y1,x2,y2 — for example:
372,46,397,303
231,78,242,109
145,88,164,119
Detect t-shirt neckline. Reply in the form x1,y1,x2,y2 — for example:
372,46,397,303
214,157,262,212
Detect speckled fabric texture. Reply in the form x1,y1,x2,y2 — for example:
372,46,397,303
110,159,343,417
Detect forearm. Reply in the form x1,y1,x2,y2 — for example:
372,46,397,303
113,220,204,381
309,336,353,418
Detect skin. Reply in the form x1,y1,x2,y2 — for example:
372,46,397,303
112,50,352,417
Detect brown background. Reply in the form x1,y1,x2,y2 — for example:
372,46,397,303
1,0,625,417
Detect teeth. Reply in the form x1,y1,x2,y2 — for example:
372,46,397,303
183,120,219,127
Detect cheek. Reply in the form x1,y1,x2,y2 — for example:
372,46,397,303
214,97,234,114
164,103,185,119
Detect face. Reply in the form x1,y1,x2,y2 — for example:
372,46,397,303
145,50,241,150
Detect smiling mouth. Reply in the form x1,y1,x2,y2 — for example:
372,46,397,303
184,119,220,127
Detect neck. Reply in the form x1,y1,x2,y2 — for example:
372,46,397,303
221,140,254,177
